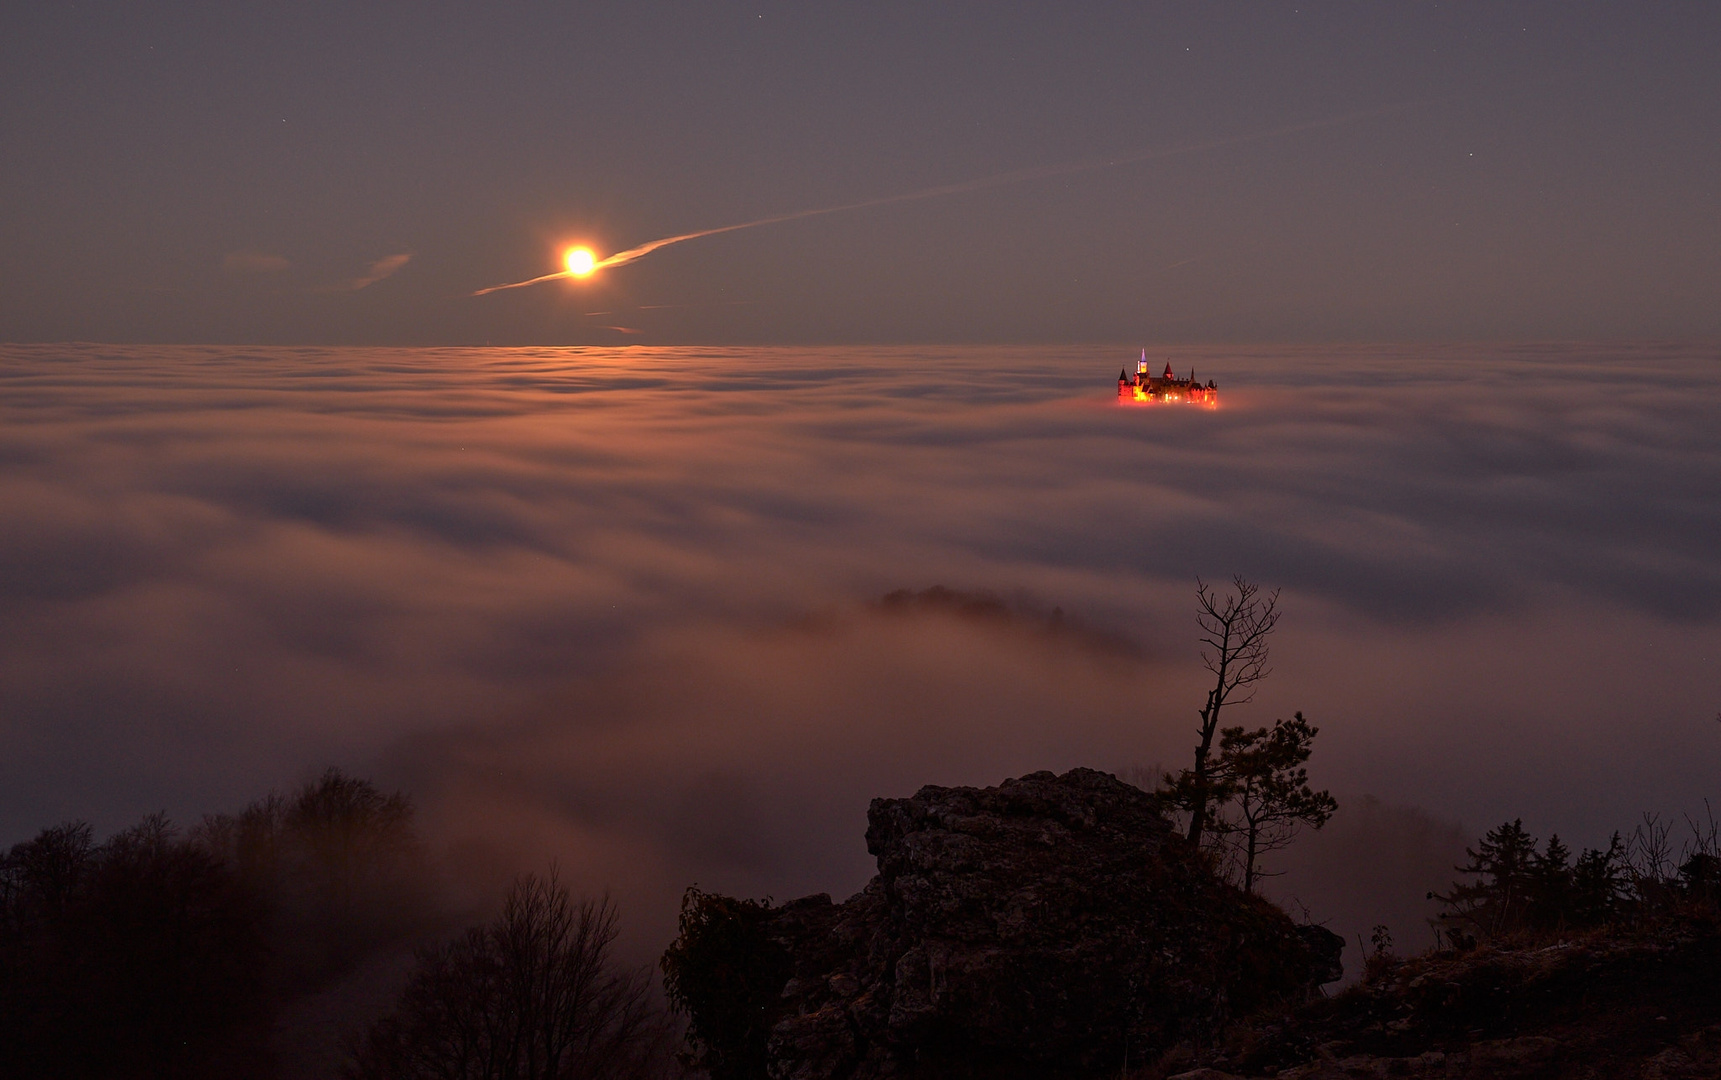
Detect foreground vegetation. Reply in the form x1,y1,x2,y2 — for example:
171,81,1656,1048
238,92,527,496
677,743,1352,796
0,770,672,1080
346,874,668,1080
1141,809,1721,1079
0,770,433,1078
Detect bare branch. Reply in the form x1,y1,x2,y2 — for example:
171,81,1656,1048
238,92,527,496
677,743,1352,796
1180,577,1287,849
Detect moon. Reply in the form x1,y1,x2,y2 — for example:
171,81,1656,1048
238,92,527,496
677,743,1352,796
564,247,598,278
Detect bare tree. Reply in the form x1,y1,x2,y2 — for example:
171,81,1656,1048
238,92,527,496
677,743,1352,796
1182,576,1281,847
346,871,665,1080
1626,811,1677,890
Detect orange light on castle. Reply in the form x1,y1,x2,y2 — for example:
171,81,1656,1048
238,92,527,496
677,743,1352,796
1117,351,1219,409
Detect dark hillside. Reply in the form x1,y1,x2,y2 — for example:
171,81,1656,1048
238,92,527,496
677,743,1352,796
1156,920,1721,1079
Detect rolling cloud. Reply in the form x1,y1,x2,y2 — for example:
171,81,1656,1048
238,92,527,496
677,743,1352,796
0,340,1716,962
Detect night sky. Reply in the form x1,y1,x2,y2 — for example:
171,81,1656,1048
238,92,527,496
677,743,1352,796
4,3,1718,344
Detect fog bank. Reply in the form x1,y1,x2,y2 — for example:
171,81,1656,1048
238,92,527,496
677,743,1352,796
1,341,1717,957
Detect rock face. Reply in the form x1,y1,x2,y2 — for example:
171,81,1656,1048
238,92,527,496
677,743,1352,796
755,768,1342,1080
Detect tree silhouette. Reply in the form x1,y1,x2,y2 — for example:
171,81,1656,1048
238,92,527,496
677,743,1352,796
197,767,428,988
1531,833,1573,918
1572,833,1625,925
659,888,791,1080
347,871,662,1080
1432,819,1539,939
1182,576,1281,848
1432,821,1626,939
0,815,268,1080
1207,713,1337,893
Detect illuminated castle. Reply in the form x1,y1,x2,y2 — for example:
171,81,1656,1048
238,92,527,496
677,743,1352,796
1118,349,1218,407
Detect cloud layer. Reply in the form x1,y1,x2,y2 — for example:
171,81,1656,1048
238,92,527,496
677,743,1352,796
0,341,1717,958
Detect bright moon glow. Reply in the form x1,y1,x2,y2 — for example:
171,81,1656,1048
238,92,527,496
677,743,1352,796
564,247,597,277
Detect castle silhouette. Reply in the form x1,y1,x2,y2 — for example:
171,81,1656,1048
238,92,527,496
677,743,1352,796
1118,350,1218,407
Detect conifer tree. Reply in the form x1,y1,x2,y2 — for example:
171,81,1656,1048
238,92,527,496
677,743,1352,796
1531,834,1573,926
1572,834,1625,925
1434,823,1627,940
1432,819,1539,939
1206,713,1337,893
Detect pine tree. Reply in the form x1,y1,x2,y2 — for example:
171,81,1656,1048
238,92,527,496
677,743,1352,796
1531,833,1573,928
1571,834,1624,926
1207,713,1337,893
1432,820,1540,939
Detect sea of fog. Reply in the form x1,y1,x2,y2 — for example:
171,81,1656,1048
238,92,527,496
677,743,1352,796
2,341,1718,958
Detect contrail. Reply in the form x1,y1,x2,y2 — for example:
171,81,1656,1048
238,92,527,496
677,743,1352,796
471,104,1413,297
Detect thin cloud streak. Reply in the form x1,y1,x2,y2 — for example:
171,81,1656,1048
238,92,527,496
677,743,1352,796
470,104,1417,296
339,253,413,292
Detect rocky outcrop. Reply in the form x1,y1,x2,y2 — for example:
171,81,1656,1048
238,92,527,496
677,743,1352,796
751,768,1341,1080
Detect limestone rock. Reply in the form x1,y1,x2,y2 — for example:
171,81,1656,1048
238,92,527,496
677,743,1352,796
750,768,1340,1080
